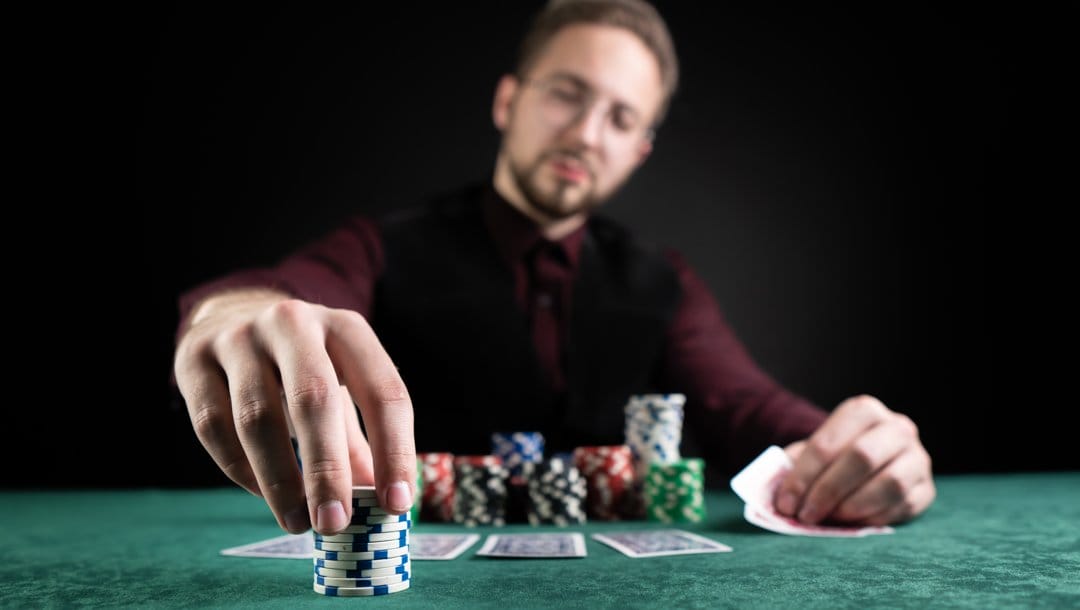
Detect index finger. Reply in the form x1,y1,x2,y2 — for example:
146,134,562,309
774,395,888,519
326,311,417,516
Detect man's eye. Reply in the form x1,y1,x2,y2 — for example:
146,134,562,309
550,87,584,104
611,111,637,132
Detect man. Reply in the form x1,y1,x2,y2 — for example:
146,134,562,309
173,0,934,537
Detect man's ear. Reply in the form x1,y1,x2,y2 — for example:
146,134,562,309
635,136,654,165
492,74,519,131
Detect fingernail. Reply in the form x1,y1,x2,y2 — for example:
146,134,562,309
387,481,412,513
316,500,347,534
283,506,310,534
776,491,797,516
799,504,819,524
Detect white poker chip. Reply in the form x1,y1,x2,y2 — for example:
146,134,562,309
315,561,411,579
314,531,406,548
314,537,407,552
313,578,410,597
350,513,409,525
314,572,409,588
351,485,378,498
314,555,408,570
335,520,410,535
312,544,408,560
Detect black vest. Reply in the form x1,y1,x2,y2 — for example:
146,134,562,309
372,185,681,454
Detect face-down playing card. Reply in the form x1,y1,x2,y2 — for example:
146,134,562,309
591,530,732,558
730,445,894,537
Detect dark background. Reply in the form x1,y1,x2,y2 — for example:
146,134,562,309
17,3,1066,488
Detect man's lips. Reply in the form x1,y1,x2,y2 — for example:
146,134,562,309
550,158,589,183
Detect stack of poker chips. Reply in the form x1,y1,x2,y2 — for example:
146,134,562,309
491,431,545,476
452,455,508,526
311,486,411,597
418,452,455,522
573,445,635,520
623,394,687,518
492,432,545,522
624,393,686,476
643,458,707,523
522,457,587,526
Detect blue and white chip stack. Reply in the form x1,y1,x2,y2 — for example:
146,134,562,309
624,393,686,477
491,431,545,477
311,486,411,597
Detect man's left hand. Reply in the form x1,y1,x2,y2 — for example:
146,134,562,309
774,394,935,526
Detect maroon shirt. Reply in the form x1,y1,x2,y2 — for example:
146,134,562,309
178,186,827,470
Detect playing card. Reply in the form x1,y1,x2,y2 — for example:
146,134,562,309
476,533,586,558
220,533,312,558
409,533,479,560
220,532,479,560
730,445,894,537
591,530,732,558
742,504,891,538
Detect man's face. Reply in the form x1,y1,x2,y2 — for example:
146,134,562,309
494,24,664,221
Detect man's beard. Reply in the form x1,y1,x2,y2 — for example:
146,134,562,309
510,150,602,221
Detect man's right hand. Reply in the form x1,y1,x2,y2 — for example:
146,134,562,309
172,290,416,535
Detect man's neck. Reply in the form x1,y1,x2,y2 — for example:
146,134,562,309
493,168,586,241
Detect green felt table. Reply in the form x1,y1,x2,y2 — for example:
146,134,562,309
2,473,1078,608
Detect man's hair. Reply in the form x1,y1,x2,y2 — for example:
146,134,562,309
514,0,680,128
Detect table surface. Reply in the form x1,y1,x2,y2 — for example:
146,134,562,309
2,472,1078,609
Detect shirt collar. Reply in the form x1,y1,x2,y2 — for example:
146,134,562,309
482,183,586,270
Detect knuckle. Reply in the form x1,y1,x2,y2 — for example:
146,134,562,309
174,338,212,380
258,477,292,499
216,322,256,351
881,469,909,503
232,395,278,434
849,394,886,416
219,456,253,483
334,308,372,333
805,436,836,463
893,413,919,437
288,377,335,409
191,405,230,446
380,449,418,480
268,298,316,327
370,376,411,405
849,440,877,472
896,497,918,519
304,458,350,486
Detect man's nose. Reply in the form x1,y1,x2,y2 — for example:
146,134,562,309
562,102,607,150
